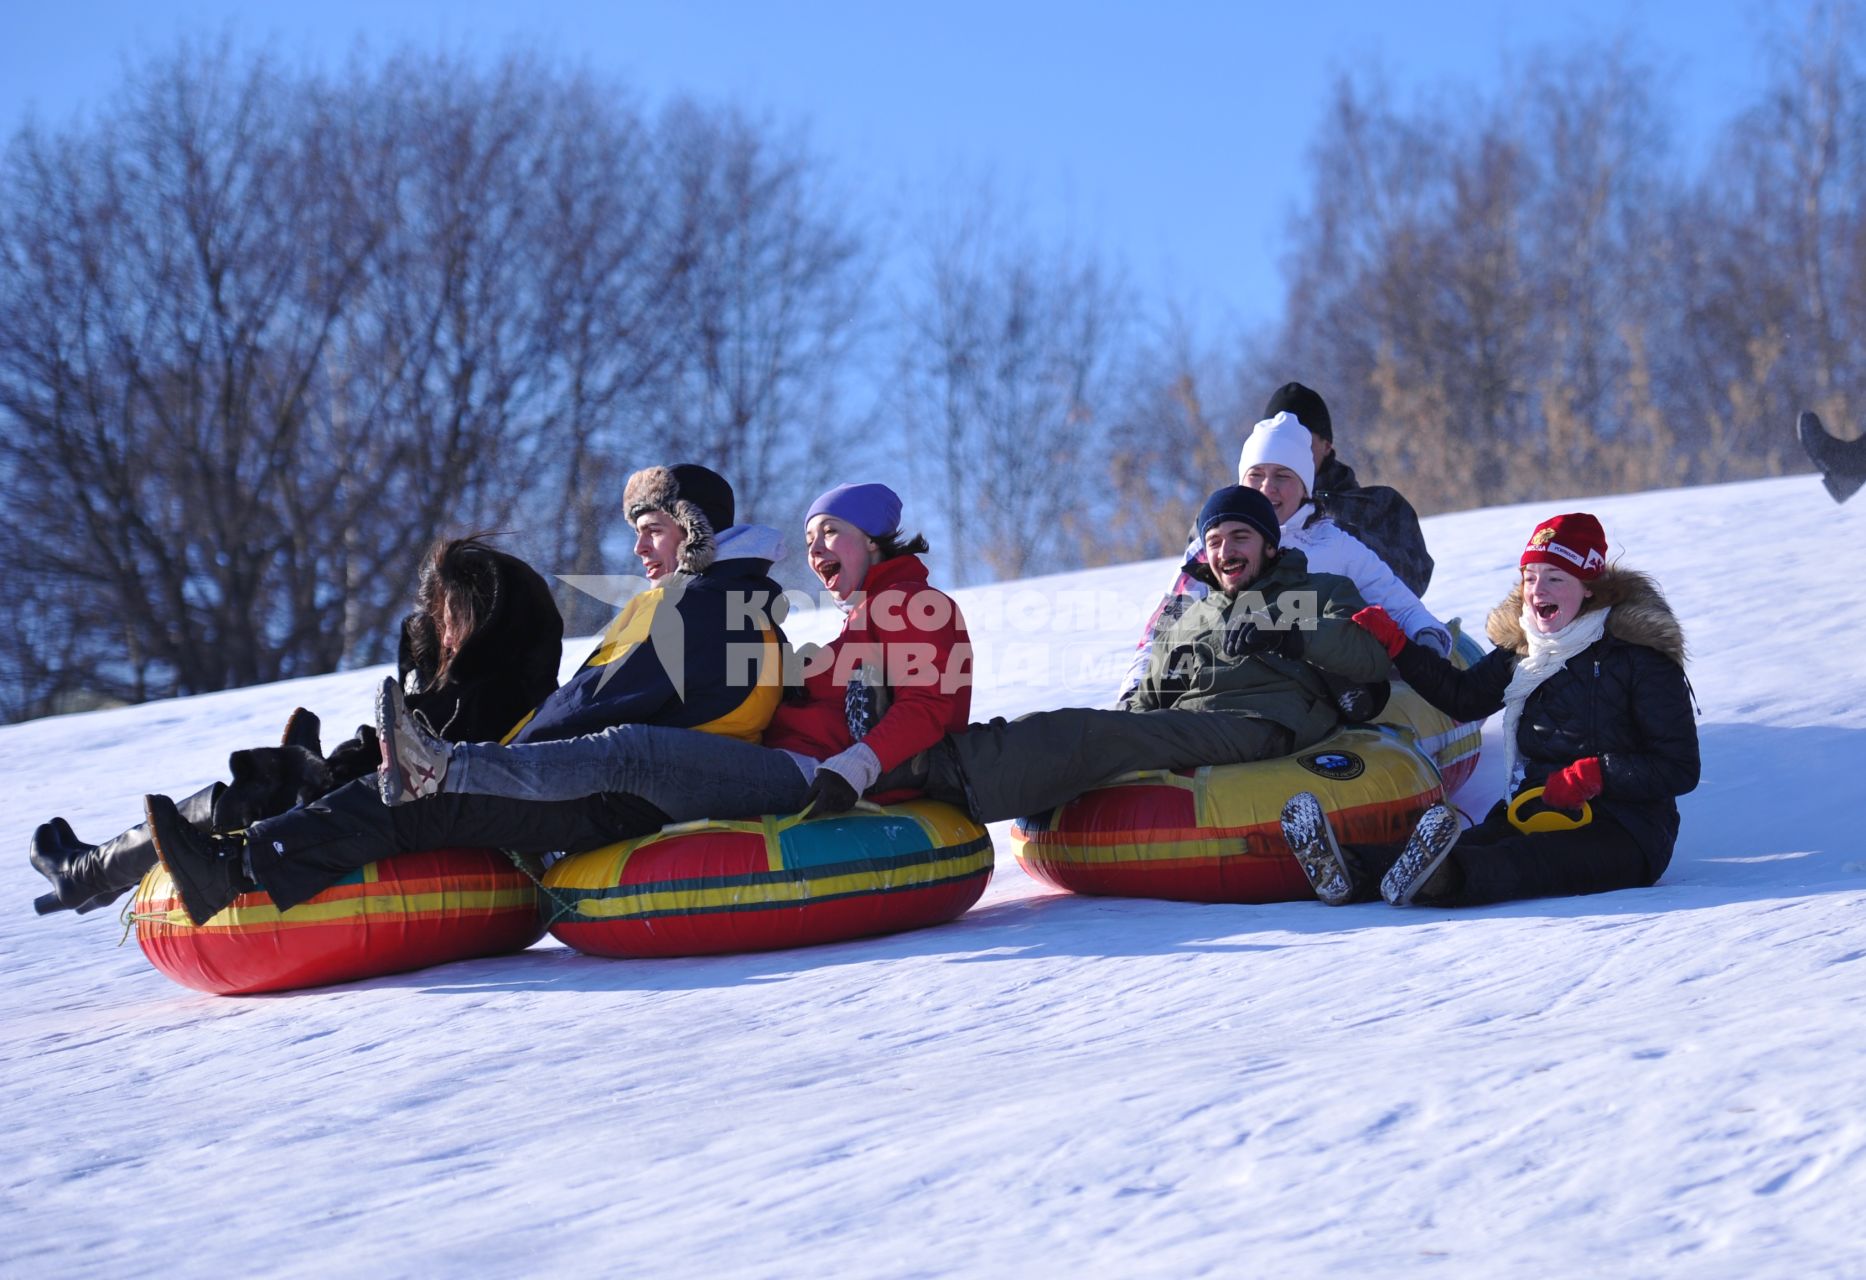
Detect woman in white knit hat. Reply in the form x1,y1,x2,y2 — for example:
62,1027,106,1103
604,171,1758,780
1237,413,1451,656
1115,414,1450,701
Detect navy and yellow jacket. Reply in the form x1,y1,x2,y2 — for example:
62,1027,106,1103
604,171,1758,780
507,526,787,746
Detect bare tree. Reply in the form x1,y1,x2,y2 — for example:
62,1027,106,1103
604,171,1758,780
0,40,867,718
1102,311,1237,563
898,195,1133,582
649,102,874,533
1267,50,1677,511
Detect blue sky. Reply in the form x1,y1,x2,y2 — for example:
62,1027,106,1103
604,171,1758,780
2,1,1771,335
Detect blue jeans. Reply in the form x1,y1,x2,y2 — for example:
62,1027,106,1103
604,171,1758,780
446,724,812,823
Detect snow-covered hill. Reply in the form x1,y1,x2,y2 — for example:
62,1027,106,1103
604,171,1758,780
4,476,1864,1277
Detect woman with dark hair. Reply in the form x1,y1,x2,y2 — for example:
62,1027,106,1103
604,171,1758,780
374,480,972,821
27,536,563,915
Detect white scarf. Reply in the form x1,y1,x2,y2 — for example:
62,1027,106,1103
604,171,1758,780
1500,605,1609,790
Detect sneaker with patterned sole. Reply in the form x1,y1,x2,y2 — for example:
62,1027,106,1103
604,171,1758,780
1380,804,1463,906
376,677,449,806
1279,791,1356,906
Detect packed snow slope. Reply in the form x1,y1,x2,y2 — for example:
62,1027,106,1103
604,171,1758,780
4,476,1864,1278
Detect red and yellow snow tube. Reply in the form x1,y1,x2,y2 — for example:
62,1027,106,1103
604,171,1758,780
542,800,991,958
134,847,545,996
1383,623,1485,792
1011,726,1444,903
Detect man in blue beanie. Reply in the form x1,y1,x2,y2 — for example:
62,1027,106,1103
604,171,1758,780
874,485,1394,823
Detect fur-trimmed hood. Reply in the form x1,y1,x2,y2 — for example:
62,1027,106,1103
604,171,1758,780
623,464,736,575
1486,566,1687,664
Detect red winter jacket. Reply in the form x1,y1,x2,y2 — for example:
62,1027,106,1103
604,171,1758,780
763,554,972,801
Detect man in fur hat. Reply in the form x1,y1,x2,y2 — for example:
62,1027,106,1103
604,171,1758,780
147,463,793,926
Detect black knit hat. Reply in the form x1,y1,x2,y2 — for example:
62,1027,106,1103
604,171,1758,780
1196,485,1281,550
1263,382,1332,442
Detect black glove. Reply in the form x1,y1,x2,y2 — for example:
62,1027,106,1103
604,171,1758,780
1223,614,1284,659
323,725,383,789
800,768,859,818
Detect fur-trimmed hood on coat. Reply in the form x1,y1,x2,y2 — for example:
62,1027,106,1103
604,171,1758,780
1486,566,1687,665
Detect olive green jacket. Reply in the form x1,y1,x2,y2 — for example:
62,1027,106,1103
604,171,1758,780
1123,548,1392,749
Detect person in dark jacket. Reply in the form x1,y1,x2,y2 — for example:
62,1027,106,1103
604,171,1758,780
1283,512,1699,908
26,536,563,916
145,463,791,926
876,485,1393,824
1265,381,1434,596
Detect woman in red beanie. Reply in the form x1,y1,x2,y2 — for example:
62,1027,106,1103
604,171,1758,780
1280,512,1700,908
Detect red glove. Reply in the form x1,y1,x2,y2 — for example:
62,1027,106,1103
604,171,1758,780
1352,606,1407,658
1542,757,1603,811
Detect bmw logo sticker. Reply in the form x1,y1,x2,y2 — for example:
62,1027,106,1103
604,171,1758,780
1298,750,1365,781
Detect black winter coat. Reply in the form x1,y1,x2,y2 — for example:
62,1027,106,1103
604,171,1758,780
323,546,564,786
1313,454,1434,596
1393,567,1699,874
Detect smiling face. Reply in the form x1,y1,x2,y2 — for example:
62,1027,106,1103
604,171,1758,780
1521,563,1592,634
633,511,687,582
1241,462,1308,525
1203,521,1271,594
806,514,880,600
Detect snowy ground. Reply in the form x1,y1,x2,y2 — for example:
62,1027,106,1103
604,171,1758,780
4,476,1864,1277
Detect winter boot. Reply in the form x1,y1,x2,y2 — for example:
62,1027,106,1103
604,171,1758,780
864,737,974,816
213,745,333,833
1799,410,1866,504
146,793,252,926
280,706,323,756
1279,792,1357,906
376,677,449,805
1379,804,1465,907
30,783,222,916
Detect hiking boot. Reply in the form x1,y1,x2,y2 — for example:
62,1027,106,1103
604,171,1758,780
146,793,249,925
1380,804,1464,906
1279,791,1356,906
376,677,448,806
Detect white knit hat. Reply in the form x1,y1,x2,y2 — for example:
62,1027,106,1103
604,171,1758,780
1236,412,1316,494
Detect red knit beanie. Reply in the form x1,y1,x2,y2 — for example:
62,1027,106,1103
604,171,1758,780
1521,513,1608,579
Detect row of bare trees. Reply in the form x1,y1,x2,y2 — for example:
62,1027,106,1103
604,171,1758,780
4,9,1864,719
0,42,871,717
1088,5,1866,566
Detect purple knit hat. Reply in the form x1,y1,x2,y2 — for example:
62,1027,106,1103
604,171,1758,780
804,483,902,539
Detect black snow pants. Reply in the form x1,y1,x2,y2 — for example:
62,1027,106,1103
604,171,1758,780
245,776,669,912
1346,798,1658,906
940,707,1294,824
1440,799,1657,905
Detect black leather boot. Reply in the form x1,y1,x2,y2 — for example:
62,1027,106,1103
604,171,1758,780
146,793,252,926
31,783,224,916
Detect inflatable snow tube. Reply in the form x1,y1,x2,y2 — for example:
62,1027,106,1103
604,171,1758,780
1382,622,1485,793
134,847,545,996
542,801,992,958
1011,726,1444,903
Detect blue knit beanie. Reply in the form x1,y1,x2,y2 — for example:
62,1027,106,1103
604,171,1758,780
1196,485,1281,549
805,483,903,539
